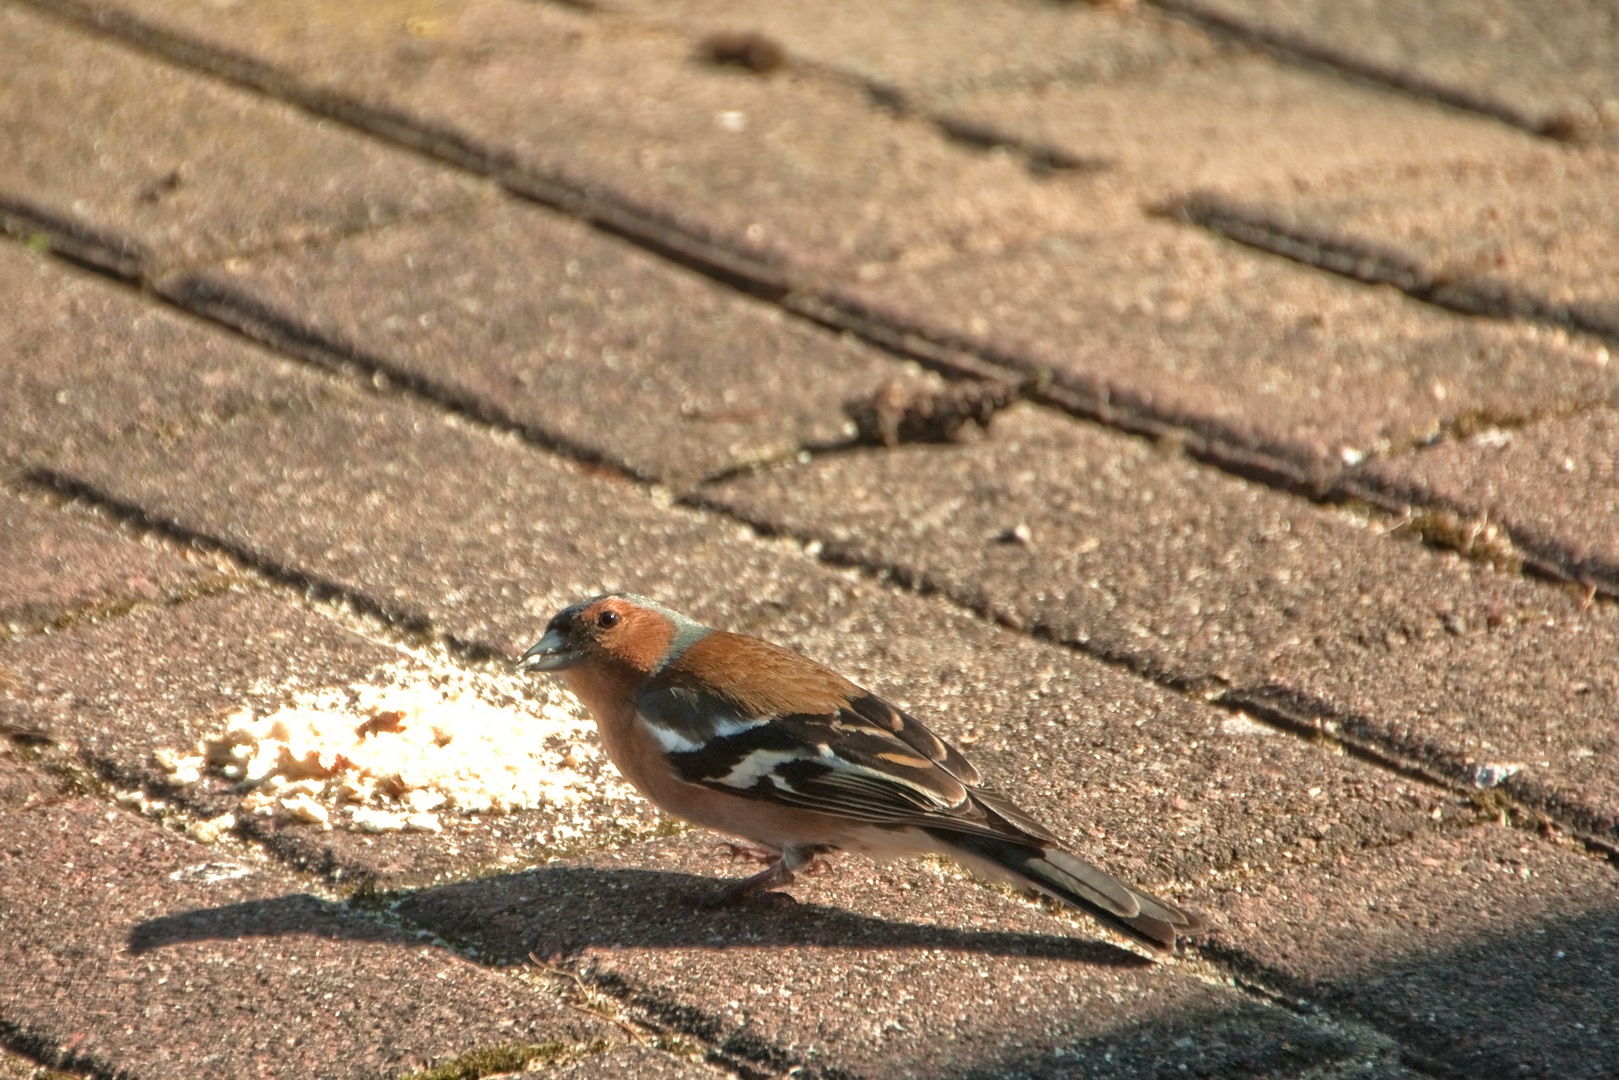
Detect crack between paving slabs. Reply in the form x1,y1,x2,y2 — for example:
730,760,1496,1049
0,573,252,647
340,890,827,1080
690,39,1113,180
1332,478,1619,603
0,1015,126,1080
0,178,500,290
0,480,261,647
1143,0,1584,142
1164,950,1437,1080
0,225,668,497
797,288,1347,497
388,1038,620,1080
519,959,813,1080
0,198,150,283
150,268,660,482
1178,943,1473,1080
17,0,1606,591
148,199,508,288
1169,194,1619,352
16,468,498,664
1221,683,1619,865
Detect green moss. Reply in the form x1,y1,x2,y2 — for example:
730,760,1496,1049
394,1039,608,1080
650,1035,706,1058
342,881,403,914
1386,505,1523,574
1470,787,1516,825
0,572,252,643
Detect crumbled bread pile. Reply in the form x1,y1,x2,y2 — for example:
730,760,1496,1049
154,657,642,839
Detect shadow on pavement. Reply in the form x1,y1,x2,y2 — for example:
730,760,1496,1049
129,863,1146,967
125,864,1619,1079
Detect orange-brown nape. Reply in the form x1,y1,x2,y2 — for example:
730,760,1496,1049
658,631,860,717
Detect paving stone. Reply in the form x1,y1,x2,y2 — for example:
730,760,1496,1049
49,388,838,658
1163,0,1619,141
1278,603,1619,844
0,589,665,888
1189,144,1619,342
0,738,78,813
0,491,218,638
1,591,399,775
399,833,1389,1080
169,198,932,489
0,4,489,278
937,51,1533,205
43,382,1478,883
38,0,1112,278
0,244,348,468
595,0,1221,104
1205,826,1619,1080
836,220,1615,486
0,790,615,1080
703,401,1568,683
1357,407,1619,589
704,402,1619,838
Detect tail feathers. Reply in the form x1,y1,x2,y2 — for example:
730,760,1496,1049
930,830,1204,953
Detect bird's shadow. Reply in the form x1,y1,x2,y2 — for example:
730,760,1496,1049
128,862,1148,969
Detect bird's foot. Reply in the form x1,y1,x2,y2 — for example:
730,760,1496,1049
713,841,777,866
705,844,829,907
801,853,833,876
705,862,797,908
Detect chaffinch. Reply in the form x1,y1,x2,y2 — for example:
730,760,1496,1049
517,593,1203,952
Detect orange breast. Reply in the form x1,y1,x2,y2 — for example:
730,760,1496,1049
561,661,861,851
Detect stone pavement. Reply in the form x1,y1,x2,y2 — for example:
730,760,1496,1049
1,0,1615,1077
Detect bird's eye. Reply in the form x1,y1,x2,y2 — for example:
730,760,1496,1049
596,610,621,629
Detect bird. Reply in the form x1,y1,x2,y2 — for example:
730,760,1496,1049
516,593,1204,953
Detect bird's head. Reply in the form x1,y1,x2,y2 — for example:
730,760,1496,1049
515,593,709,676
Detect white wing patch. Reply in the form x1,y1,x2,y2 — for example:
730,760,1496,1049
638,713,767,754
714,748,810,792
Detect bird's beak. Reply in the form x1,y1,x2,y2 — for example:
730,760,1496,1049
514,629,584,673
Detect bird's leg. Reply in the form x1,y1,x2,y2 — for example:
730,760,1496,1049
713,841,776,865
707,845,819,907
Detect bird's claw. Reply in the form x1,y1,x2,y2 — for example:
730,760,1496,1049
714,841,776,865
705,869,797,908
